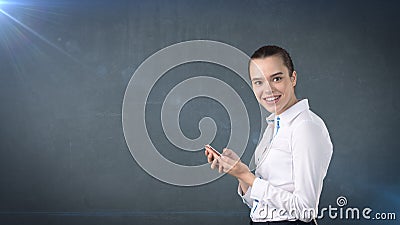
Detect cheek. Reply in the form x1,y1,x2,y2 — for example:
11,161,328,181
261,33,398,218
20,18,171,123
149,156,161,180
252,88,262,99
278,82,292,94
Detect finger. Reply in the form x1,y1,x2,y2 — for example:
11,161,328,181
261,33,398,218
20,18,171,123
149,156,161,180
205,146,220,159
210,158,219,170
207,153,214,163
226,156,241,166
220,153,240,166
221,155,242,173
210,152,221,159
221,148,233,158
205,149,216,162
221,148,239,161
218,159,224,173
219,157,233,173
221,148,233,156
205,149,214,163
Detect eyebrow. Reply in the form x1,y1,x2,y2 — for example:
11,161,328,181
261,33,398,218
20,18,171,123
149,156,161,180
270,72,283,77
251,72,284,81
251,77,263,81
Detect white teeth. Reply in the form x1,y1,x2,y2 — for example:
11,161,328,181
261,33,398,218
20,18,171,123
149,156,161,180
266,96,279,101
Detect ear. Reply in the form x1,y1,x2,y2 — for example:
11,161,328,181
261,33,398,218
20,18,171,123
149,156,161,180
291,71,297,87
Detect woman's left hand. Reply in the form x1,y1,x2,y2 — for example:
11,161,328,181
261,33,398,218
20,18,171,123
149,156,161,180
210,148,250,178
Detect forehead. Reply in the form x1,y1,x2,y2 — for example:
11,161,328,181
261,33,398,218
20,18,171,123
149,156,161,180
249,56,288,78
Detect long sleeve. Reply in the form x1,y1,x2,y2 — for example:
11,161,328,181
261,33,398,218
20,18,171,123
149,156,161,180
238,183,253,208
250,120,333,222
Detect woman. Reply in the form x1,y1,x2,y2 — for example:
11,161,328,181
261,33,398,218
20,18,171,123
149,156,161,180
205,46,333,225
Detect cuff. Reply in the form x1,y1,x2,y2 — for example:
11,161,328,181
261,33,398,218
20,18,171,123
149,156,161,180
237,183,253,208
250,177,269,202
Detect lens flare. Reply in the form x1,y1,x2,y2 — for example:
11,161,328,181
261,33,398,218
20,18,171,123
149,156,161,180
0,0,85,72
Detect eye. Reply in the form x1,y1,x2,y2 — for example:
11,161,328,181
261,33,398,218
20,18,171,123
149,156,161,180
272,77,282,82
253,80,262,85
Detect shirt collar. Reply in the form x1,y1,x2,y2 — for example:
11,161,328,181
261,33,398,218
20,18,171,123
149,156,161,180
265,99,310,125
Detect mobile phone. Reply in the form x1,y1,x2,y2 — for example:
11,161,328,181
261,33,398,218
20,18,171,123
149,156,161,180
205,144,221,157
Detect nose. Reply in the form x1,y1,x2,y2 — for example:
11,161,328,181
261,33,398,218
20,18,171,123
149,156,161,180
262,81,275,95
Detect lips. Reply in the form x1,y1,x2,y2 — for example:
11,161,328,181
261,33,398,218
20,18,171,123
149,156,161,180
263,95,281,103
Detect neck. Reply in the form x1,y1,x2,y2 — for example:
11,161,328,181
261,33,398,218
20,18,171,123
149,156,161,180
277,96,298,115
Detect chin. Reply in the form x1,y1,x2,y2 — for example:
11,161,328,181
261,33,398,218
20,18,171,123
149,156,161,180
262,105,276,114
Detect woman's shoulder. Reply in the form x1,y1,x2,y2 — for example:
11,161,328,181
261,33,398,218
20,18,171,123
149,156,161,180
291,109,329,134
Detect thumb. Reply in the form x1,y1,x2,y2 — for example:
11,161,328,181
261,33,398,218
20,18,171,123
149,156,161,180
223,148,239,160
222,148,233,156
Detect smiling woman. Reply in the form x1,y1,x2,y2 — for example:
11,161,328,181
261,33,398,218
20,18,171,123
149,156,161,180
205,45,333,225
249,55,298,115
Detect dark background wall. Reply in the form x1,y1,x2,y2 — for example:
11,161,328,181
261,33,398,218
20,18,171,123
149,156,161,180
0,0,399,224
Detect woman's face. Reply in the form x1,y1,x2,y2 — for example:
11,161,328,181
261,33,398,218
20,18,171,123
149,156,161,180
249,55,298,115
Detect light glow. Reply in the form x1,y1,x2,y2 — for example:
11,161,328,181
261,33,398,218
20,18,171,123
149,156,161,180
0,1,11,7
0,0,84,69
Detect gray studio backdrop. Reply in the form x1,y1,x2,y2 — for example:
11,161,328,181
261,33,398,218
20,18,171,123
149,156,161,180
0,0,399,225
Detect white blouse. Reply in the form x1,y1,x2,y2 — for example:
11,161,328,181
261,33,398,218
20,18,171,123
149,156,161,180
238,99,333,222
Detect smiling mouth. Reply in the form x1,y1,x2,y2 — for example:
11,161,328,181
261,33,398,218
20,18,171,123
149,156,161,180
263,95,281,103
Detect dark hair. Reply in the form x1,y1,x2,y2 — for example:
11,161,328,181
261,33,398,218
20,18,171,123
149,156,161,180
250,45,294,76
